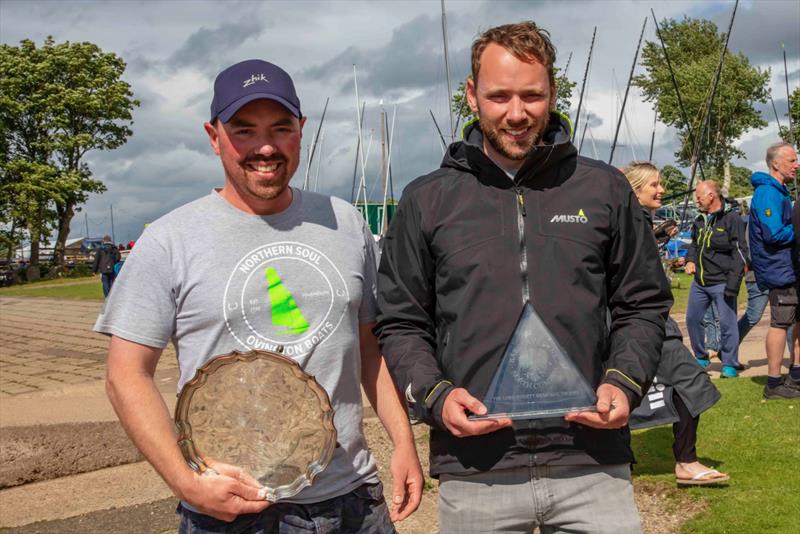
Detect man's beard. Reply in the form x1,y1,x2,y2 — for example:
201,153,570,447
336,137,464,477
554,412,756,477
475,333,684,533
479,114,549,162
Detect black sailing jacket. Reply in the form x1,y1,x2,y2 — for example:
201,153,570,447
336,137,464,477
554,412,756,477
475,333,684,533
375,114,671,476
685,204,748,295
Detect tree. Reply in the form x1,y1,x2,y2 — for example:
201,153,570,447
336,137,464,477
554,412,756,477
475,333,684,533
451,67,576,130
659,165,689,199
634,17,769,175
0,37,139,271
706,163,754,199
779,86,799,147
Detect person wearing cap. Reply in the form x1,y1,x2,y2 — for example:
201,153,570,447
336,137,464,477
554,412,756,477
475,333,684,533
96,59,422,531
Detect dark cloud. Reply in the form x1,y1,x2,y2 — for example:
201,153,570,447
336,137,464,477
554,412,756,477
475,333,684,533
301,13,471,97
712,0,799,65
166,18,267,72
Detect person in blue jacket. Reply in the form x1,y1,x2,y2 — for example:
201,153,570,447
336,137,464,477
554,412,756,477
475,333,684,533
749,141,800,400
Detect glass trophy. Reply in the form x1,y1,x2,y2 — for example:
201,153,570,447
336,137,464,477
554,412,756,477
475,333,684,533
174,350,337,501
470,302,597,420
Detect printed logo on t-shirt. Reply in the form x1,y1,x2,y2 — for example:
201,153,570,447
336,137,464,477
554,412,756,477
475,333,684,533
223,241,349,357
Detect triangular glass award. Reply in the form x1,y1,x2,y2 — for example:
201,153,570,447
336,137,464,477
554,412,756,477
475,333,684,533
470,302,597,420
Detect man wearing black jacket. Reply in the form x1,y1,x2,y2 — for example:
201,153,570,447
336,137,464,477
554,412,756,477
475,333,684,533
684,180,748,378
375,21,670,533
92,235,120,298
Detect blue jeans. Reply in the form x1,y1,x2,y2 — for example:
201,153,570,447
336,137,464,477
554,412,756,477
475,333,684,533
177,482,394,533
702,304,720,352
704,281,771,350
738,280,769,341
687,282,740,367
101,272,116,297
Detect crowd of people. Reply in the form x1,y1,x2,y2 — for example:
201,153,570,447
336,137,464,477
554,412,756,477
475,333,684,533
93,19,798,534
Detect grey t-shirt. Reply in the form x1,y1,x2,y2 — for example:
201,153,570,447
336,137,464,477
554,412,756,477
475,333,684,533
95,188,381,503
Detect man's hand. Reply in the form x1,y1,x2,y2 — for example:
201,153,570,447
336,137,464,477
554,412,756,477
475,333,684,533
684,261,696,274
564,383,630,429
180,463,270,522
388,444,423,522
441,388,512,437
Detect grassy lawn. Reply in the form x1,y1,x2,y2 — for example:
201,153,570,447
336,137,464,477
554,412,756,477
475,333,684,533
0,277,103,300
668,272,692,315
632,377,799,533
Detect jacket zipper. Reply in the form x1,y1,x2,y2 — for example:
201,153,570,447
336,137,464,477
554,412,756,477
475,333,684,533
698,215,708,285
514,186,530,304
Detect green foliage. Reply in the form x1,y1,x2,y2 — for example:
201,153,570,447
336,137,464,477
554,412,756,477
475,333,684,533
705,163,754,199
779,86,799,146
634,17,769,169
452,67,576,129
0,37,139,267
660,165,689,198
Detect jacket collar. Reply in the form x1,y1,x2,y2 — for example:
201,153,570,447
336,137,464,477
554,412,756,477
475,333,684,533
441,112,577,189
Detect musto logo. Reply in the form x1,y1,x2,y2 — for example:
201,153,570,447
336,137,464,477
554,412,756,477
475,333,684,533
223,242,349,356
550,209,588,224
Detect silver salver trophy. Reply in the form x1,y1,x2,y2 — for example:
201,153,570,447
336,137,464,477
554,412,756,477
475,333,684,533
469,302,598,420
174,349,337,501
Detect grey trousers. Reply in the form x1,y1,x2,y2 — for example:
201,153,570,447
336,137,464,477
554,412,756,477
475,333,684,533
438,464,641,534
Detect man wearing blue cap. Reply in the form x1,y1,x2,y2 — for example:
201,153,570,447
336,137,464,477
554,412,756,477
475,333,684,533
96,59,422,532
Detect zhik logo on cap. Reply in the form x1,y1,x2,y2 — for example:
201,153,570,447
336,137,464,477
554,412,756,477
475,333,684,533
243,74,269,88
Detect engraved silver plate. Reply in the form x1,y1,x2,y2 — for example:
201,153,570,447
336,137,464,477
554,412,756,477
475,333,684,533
174,350,337,501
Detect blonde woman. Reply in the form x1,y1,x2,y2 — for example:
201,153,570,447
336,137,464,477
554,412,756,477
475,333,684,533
624,161,729,486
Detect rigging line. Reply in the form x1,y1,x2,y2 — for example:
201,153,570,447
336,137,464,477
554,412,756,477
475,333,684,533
609,17,647,165
769,90,783,133
577,50,595,154
651,8,707,182
573,27,596,141
441,0,455,140
350,101,366,203
303,97,330,190
353,65,370,207
679,0,739,227
430,110,448,154
380,105,398,237
783,44,795,147
563,51,573,78
313,129,324,193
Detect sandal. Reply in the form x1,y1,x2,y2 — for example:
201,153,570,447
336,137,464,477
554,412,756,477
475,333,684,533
676,469,730,486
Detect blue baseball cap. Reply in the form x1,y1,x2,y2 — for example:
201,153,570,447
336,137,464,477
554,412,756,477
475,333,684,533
210,59,302,123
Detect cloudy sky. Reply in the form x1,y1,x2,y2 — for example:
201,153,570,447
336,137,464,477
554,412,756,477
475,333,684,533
1,0,798,243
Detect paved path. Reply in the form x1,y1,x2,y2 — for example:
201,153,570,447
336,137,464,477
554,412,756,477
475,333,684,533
0,296,178,400
0,296,790,530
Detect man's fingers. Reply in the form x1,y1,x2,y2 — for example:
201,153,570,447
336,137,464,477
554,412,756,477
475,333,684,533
595,388,612,414
234,498,271,516
391,476,407,514
231,480,267,502
451,388,486,415
455,416,512,437
393,477,423,522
